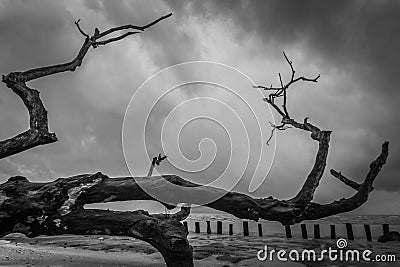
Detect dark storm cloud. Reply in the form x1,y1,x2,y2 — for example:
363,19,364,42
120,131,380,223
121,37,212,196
165,0,400,83
1,0,399,218
163,0,400,192
0,0,132,180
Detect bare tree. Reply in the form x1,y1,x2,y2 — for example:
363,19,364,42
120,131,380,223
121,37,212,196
0,16,389,267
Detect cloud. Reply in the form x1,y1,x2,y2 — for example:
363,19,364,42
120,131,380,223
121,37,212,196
0,157,56,182
162,0,400,192
0,0,78,72
0,0,399,214
84,0,202,68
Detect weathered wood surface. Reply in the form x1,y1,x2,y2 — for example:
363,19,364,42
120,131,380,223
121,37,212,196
0,172,192,267
0,15,390,266
0,139,389,233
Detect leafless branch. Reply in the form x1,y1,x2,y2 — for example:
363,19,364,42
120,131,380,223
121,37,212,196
263,97,286,117
330,169,365,191
95,13,172,39
256,53,387,214
0,140,388,229
255,52,320,120
92,13,172,47
266,121,291,146
0,13,172,159
297,142,388,221
74,19,89,38
94,31,141,47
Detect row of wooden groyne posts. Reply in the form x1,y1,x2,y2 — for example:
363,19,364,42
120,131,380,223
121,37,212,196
182,221,393,241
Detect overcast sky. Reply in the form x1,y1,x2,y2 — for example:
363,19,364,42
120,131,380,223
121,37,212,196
1,0,399,214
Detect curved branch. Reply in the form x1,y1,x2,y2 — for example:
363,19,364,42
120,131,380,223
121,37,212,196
18,13,172,82
256,53,388,219
279,117,332,208
0,173,192,267
0,13,172,159
0,143,388,267
265,122,291,146
297,142,389,221
0,140,388,229
63,210,193,267
74,19,89,38
0,75,57,159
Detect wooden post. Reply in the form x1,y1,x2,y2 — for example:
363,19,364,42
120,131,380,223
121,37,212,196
217,221,222,235
382,224,389,235
314,224,320,239
183,221,188,232
346,223,354,240
229,224,233,236
258,224,263,237
364,224,372,241
195,222,200,233
285,225,292,238
330,225,336,239
243,221,249,236
301,224,308,239
206,221,212,235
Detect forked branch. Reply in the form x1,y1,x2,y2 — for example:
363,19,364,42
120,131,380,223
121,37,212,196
256,53,388,216
0,19,390,266
0,13,172,159
297,142,388,221
254,52,319,119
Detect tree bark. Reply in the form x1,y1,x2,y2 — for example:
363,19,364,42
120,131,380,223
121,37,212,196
0,138,389,234
0,137,388,265
0,172,192,267
0,13,192,266
0,24,390,266
0,13,172,160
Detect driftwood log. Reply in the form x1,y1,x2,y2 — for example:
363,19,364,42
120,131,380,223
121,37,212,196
0,137,388,265
0,138,388,265
0,13,390,267
0,173,193,267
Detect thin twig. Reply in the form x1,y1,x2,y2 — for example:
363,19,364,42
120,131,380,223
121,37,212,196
95,13,172,39
94,31,141,47
256,52,320,119
266,121,291,146
74,19,89,38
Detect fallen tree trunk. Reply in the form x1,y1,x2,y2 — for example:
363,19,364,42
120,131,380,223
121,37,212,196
0,172,193,267
0,138,389,234
0,141,388,266
0,23,390,265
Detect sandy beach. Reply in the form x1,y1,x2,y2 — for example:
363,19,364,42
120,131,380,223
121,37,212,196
0,232,399,267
